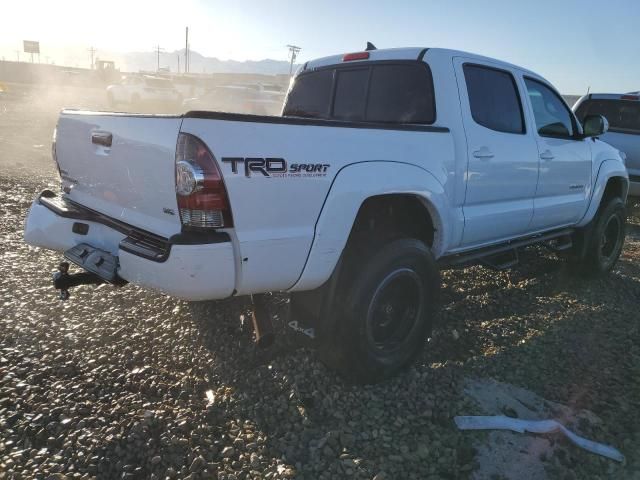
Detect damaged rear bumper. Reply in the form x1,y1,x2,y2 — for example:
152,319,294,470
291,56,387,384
24,191,237,301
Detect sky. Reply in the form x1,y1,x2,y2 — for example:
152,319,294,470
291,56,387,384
1,0,639,93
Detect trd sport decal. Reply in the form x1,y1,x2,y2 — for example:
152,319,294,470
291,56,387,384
221,157,330,178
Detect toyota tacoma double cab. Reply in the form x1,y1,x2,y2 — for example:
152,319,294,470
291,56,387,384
25,47,629,383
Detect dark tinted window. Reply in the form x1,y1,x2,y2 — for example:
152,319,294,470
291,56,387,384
464,64,524,134
525,78,574,137
333,69,368,121
283,62,436,124
367,64,435,123
284,69,333,118
575,99,640,133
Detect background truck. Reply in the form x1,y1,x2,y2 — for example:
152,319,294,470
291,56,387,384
106,74,182,109
24,47,629,383
573,92,640,198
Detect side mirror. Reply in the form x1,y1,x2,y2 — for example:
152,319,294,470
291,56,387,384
583,114,609,137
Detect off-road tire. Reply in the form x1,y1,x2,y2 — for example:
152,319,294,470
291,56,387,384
319,238,440,384
569,197,626,276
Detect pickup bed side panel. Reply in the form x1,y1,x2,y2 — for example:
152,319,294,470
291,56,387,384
180,117,454,295
291,161,452,292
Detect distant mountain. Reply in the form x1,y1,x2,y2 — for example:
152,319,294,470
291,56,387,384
117,49,297,76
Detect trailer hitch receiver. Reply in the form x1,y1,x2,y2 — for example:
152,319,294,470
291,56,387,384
52,261,104,300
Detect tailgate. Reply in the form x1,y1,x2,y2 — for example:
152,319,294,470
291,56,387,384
55,111,183,237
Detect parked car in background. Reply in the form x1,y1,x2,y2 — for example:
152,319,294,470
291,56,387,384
172,75,208,101
574,93,640,197
182,84,284,115
106,75,182,109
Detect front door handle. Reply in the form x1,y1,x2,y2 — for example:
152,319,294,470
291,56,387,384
473,147,494,159
540,150,554,161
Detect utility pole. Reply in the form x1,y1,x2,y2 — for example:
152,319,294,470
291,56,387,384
185,27,189,74
88,46,96,69
177,53,180,74
286,45,301,77
15,50,20,62
154,44,165,72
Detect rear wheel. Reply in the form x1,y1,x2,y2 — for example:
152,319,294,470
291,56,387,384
319,238,440,384
569,197,626,275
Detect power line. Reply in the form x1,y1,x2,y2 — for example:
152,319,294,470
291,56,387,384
154,44,165,72
286,45,301,77
185,27,189,74
88,47,96,69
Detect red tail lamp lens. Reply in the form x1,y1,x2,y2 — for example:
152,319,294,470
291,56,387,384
175,133,233,228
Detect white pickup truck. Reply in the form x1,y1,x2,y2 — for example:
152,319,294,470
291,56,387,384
25,47,629,383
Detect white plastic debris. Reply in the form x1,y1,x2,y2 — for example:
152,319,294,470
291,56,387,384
454,415,624,462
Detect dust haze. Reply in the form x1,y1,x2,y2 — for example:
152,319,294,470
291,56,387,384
0,59,288,177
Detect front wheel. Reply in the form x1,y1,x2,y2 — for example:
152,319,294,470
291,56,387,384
320,238,440,384
569,197,626,275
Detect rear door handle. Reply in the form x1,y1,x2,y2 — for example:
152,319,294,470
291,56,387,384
540,150,554,161
91,131,113,147
472,147,494,159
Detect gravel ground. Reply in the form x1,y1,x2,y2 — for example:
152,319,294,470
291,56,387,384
1,85,640,480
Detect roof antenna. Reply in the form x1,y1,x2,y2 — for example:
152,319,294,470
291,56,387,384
366,42,377,51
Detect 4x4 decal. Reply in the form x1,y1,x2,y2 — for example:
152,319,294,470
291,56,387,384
221,157,330,178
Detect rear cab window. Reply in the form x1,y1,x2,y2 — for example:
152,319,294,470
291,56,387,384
283,62,436,124
284,69,333,119
575,98,640,134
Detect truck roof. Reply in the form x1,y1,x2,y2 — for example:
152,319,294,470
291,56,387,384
572,93,640,110
579,93,640,100
302,47,540,79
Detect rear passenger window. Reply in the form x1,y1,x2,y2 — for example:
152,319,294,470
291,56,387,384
367,64,435,123
333,69,368,121
284,69,333,118
463,64,524,134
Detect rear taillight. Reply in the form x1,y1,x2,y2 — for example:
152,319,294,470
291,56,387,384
621,95,639,101
175,133,233,229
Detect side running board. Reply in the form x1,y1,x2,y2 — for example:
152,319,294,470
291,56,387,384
439,228,574,269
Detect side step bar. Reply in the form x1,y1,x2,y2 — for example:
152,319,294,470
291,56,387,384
439,228,574,269
481,249,519,271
